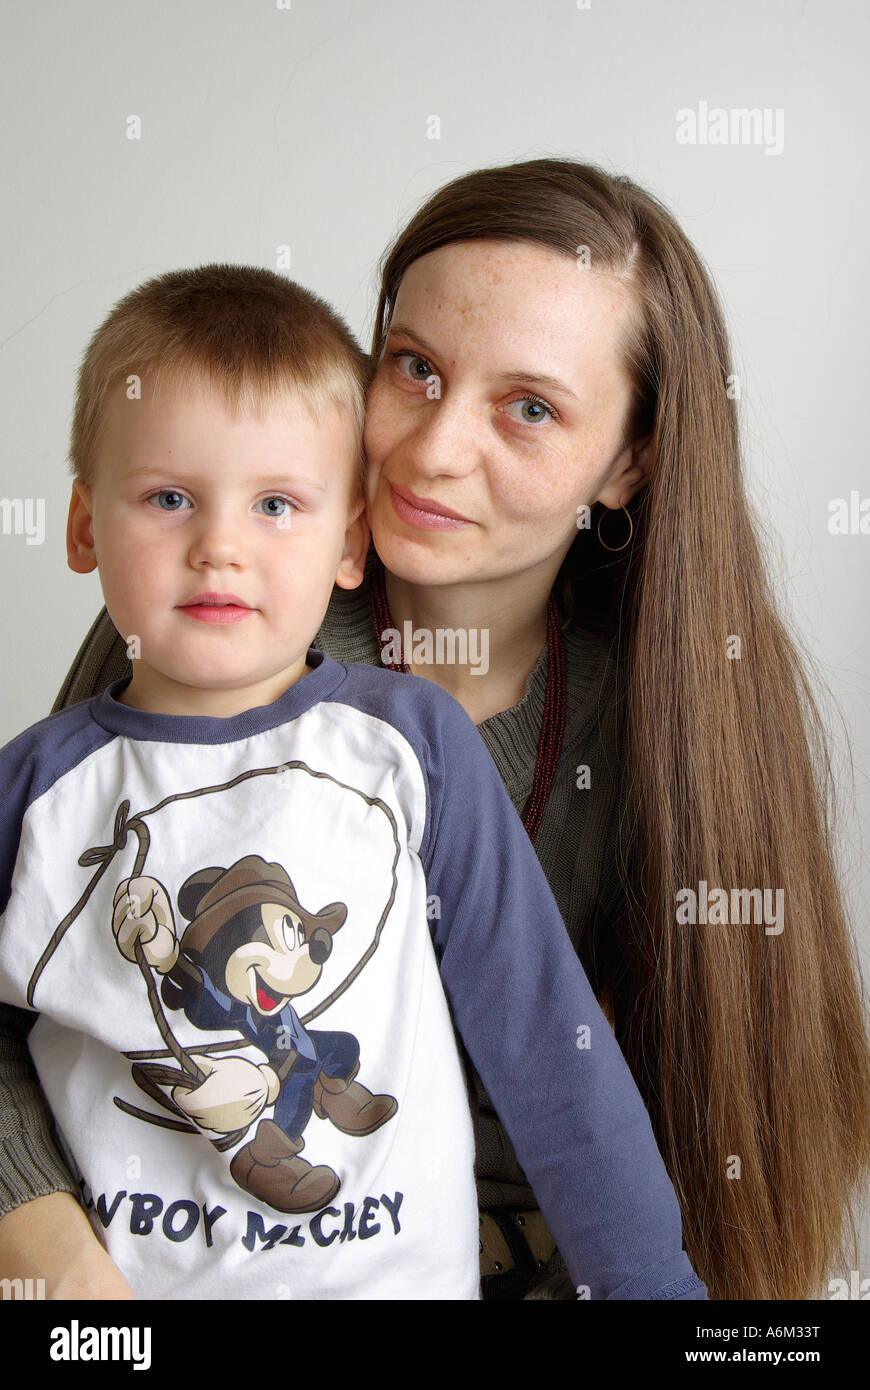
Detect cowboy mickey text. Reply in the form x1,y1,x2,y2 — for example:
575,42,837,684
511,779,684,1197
80,1180,405,1252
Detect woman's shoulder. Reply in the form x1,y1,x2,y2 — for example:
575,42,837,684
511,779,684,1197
562,620,621,718
53,607,131,711
519,615,622,756
314,552,380,668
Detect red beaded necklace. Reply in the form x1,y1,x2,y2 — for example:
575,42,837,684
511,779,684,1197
368,554,567,842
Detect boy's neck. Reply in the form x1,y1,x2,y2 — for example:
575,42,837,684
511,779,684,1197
116,653,313,718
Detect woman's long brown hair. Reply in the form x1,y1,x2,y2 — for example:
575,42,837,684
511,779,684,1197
369,158,870,1299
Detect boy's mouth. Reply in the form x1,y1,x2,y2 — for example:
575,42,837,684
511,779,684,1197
177,592,256,625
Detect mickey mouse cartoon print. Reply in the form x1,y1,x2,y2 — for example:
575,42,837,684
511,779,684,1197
112,854,398,1214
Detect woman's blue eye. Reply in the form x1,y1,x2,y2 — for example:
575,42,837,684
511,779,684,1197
391,351,555,425
257,497,296,518
503,397,556,425
392,351,433,381
150,491,190,511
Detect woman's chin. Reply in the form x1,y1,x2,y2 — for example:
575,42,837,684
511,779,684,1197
371,527,474,587
370,508,476,582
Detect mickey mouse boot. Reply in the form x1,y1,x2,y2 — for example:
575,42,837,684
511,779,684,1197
312,1061,397,1136
230,1119,340,1213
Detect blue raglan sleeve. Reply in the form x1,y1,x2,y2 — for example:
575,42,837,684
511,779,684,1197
0,706,108,924
0,734,41,925
420,694,708,1301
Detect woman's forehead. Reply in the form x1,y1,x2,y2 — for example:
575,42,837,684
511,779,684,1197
390,239,635,382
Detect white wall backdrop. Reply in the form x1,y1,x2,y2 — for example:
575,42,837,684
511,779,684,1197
1,0,868,1286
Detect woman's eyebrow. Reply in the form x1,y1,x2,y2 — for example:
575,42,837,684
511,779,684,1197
385,322,440,357
386,323,579,402
493,369,580,402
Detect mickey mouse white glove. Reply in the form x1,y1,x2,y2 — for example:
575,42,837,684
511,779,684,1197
112,875,179,973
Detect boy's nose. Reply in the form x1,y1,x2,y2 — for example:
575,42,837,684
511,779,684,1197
187,516,247,569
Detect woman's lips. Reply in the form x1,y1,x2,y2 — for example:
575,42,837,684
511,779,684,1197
388,482,472,532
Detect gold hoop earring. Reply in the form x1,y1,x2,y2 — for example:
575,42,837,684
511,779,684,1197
596,505,634,552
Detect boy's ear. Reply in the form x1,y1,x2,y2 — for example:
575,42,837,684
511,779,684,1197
333,496,370,591
66,480,98,574
595,435,652,511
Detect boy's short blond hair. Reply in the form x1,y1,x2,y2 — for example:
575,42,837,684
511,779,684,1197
69,264,372,495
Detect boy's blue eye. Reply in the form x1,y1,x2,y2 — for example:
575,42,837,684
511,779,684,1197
257,497,296,518
150,491,190,511
146,493,297,517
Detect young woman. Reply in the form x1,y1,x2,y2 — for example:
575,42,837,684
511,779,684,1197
2,158,869,1301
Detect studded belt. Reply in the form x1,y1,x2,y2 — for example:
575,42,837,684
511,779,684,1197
479,1207,557,1277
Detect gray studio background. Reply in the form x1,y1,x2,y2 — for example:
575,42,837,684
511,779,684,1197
2,0,868,1284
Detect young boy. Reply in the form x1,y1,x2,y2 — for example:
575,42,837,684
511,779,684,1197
0,265,707,1301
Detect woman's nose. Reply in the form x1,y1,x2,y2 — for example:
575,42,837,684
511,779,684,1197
403,390,481,478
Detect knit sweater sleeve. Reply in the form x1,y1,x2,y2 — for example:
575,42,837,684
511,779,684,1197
0,1003,81,1214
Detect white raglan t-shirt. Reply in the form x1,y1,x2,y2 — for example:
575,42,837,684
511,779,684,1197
0,649,707,1301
